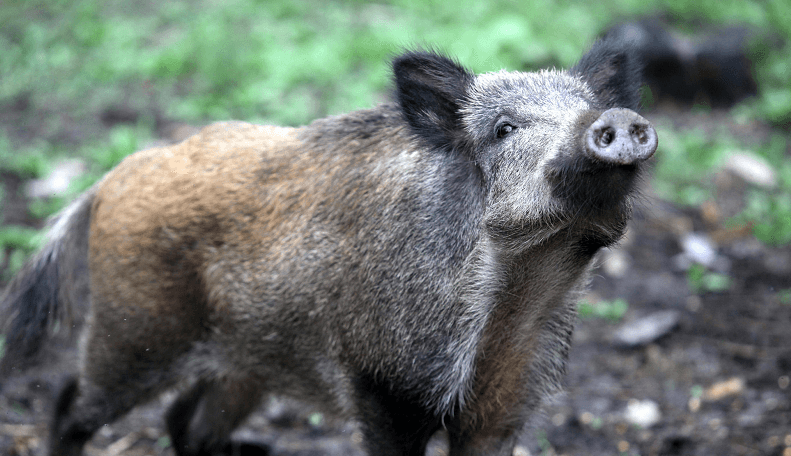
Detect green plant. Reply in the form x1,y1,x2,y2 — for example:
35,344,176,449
726,136,791,247
651,125,732,207
89,125,144,170
0,226,46,279
741,191,791,245
157,436,171,449
308,412,324,428
578,298,629,321
778,289,791,305
687,264,731,294
690,384,704,399
534,429,553,456
10,401,26,417
28,196,70,220
652,120,791,248
0,225,43,252
0,134,51,179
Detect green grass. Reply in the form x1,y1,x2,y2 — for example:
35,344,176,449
0,225,44,252
652,125,729,207
0,225,45,280
654,123,791,246
3,0,788,131
1,0,791,279
0,133,51,179
728,134,791,245
737,188,791,246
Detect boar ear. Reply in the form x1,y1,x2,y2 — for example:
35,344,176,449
571,37,643,110
393,50,475,152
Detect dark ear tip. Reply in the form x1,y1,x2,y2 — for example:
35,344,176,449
575,35,642,69
393,49,435,64
572,36,645,110
391,47,475,94
391,49,474,154
392,50,420,70
393,49,431,69
392,49,469,78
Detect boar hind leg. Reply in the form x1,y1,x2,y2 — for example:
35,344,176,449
166,375,265,456
48,295,203,455
49,374,159,456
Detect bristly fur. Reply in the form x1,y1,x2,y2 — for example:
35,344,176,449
0,190,93,375
0,37,654,456
0,243,60,372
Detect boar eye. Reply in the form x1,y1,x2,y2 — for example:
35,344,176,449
495,122,515,139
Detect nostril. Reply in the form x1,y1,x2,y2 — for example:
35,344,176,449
598,127,615,147
629,124,650,145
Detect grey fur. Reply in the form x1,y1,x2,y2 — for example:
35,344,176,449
0,38,655,456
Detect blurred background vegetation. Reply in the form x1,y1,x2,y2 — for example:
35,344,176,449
1,0,790,277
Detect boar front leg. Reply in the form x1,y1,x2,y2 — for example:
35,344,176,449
446,395,526,456
352,375,442,456
166,375,265,456
446,319,568,455
448,426,521,456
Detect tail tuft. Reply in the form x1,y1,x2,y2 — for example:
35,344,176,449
1,246,60,373
0,190,94,375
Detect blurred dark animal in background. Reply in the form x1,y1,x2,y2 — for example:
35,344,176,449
606,16,759,108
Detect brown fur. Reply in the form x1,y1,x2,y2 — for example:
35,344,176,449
1,42,654,456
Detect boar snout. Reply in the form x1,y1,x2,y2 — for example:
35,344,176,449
585,108,657,165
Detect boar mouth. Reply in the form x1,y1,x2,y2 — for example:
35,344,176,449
545,152,641,218
481,153,639,251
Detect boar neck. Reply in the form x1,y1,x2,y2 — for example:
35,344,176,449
456,230,591,426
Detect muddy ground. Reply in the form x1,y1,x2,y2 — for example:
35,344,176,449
1,102,790,455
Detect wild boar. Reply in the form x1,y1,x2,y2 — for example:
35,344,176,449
0,37,656,456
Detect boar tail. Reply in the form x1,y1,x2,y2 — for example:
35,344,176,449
0,188,95,375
